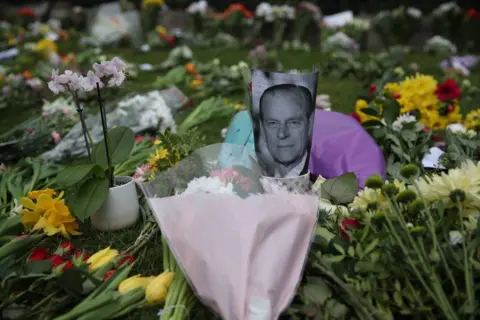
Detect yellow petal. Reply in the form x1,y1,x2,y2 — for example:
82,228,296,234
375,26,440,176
20,197,37,210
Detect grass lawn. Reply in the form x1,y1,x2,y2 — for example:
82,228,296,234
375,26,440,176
2,48,480,319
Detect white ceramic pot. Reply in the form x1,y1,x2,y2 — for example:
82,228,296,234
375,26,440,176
91,176,140,231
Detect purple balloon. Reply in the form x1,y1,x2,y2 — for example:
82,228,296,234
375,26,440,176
309,109,386,187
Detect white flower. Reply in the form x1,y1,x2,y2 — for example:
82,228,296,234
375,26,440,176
140,44,151,52
432,2,461,16
449,230,463,246
26,77,43,89
183,176,234,195
424,36,457,55
316,94,331,110
82,70,103,92
186,0,208,16
47,69,66,94
111,57,127,72
107,70,126,87
392,114,417,132
281,5,295,20
0,163,6,172
93,61,116,77
10,199,23,217
451,58,470,76
447,123,467,134
48,18,61,31
65,71,83,91
221,128,228,138
466,130,477,138
255,2,274,21
406,7,422,19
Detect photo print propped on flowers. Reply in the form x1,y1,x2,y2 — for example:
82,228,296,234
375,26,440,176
250,70,319,178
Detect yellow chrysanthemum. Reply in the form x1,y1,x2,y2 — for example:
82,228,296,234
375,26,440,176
19,189,81,238
414,160,480,216
464,109,480,130
147,147,169,168
354,99,383,123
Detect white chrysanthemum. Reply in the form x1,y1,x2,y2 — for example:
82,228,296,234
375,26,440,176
183,176,234,195
449,230,463,246
447,123,467,133
349,180,406,211
255,2,274,21
392,114,417,132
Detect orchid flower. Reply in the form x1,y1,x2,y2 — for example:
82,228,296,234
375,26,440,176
107,69,125,87
111,57,126,72
47,69,67,94
82,70,103,92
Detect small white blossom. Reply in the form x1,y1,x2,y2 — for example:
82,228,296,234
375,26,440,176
65,71,83,91
47,69,66,94
447,123,467,134
82,70,103,92
93,61,116,77
111,57,127,72
449,230,463,246
140,44,151,52
186,0,208,16
392,114,417,132
255,2,274,22
107,70,126,87
221,128,228,138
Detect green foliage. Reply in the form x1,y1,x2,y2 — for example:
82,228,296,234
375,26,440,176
321,173,359,205
92,126,135,167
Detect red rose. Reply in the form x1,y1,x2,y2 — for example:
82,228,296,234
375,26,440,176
49,254,64,268
104,269,116,281
29,248,49,261
350,112,361,123
369,84,376,96
435,79,461,102
74,250,89,262
61,241,74,254
393,93,401,99
117,255,135,266
59,261,74,272
18,8,35,17
340,218,361,241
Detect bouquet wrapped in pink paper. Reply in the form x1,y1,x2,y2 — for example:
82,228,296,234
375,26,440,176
140,143,318,320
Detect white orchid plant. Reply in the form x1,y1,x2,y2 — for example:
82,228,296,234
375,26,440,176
51,57,137,221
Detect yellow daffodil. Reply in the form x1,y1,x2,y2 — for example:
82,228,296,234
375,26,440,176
87,247,119,271
19,189,80,238
119,274,155,294
145,272,175,304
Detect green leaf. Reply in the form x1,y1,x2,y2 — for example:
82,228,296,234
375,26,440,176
393,292,404,307
24,260,52,274
364,238,379,255
325,299,349,318
355,261,385,273
0,215,23,237
93,126,135,167
383,99,400,126
360,107,380,117
302,277,332,305
333,243,345,255
71,178,110,221
325,254,345,263
401,130,417,142
362,120,384,127
347,246,355,257
321,172,359,204
57,268,86,297
56,164,105,187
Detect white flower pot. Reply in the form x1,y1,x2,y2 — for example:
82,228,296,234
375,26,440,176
91,176,140,231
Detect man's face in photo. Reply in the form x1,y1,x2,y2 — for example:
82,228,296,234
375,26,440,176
261,91,309,166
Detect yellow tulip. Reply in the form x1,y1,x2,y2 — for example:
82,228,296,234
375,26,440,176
145,272,175,304
118,274,155,294
87,247,119,271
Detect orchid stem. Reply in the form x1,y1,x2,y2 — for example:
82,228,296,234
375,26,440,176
72,91,92,163
96,83,114,187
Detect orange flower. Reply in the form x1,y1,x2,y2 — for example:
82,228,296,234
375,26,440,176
185,63,196,74
23,70,33,80
213,3,253,19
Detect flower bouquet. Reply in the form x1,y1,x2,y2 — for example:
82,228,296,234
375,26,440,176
293,2,322,44
140,143,319,319
429,2,465,51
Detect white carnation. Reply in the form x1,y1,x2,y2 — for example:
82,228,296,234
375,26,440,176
183,176,235,195
392,114,417,132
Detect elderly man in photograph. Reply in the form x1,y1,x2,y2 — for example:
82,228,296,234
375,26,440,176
259,83,314,178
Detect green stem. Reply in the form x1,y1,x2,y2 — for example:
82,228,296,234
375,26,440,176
31,290,60,311
162,236,170,271
96,83,114,187
72,91,92,163
457,201,475,309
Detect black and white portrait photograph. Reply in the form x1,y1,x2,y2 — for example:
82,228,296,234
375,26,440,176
251,70,319,178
